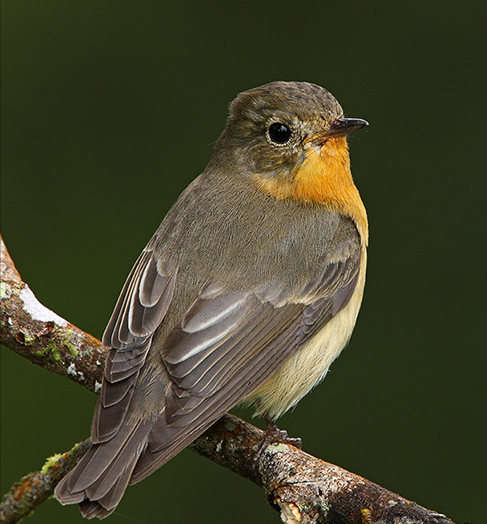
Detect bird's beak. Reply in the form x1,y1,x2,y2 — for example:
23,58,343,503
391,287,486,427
304,117,369,148
325,117,369,137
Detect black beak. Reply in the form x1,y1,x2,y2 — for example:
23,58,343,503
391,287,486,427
326,117,369,137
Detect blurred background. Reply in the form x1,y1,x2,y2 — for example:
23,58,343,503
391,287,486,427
1,1,486,523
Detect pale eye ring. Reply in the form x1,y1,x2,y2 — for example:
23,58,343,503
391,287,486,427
268,122,292,144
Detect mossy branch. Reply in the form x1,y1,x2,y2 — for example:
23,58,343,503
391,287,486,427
0,440,91,524
0,234,456,524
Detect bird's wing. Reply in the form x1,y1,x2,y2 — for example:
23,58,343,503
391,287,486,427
92,246,178,443
130,242,361,483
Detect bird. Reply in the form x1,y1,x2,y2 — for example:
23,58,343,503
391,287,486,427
55,81,369,518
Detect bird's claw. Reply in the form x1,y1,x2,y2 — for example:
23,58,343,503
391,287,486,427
252,419,302,474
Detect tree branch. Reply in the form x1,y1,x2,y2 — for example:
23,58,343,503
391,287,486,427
0,234,456,524
0,235,106,393
0,439,91,524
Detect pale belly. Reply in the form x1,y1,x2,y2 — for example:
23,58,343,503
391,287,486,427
245,250,367,420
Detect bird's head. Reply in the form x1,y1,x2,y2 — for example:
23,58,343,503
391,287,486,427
215,81,368,202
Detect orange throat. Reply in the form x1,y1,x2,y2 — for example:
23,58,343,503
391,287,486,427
255,136,368,242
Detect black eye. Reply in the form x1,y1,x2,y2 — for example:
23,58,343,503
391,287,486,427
268,122,291,144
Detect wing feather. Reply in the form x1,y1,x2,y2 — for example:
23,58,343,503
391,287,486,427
91,249,177,444
103,249,177,349
132,248,361,471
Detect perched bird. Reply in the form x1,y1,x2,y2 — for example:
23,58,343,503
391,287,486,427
55,81,369,518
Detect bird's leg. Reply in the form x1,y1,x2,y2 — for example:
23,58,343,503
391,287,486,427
263,417,302,449
252,417,302,471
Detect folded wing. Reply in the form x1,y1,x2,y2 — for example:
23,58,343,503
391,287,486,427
130,248,361,483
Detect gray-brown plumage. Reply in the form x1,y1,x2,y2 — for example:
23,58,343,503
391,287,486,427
55,81,368,518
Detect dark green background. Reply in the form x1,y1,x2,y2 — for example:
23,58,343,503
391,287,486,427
2,1,486,523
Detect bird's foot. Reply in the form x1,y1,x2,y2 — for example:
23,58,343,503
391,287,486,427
264,419,302,449
252,418,302,473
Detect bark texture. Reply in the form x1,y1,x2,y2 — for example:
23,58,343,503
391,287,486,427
0,234,455,524
0,440,91,524
0,236,107,392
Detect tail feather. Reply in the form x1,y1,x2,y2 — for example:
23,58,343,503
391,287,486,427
84,426,149,501
55,420,152,517
129,413,214,485
79,500,111,519
97,470,133,512
74,465,134,519
81,422,148,499
64,423,136,494
91,378,138,444
79,465,134,519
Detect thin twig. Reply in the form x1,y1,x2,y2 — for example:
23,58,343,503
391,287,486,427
0,440,91,524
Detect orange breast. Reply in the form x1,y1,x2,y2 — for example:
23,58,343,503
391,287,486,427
255,136,368,242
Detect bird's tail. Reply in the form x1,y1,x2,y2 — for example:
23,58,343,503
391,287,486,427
55,420,153,519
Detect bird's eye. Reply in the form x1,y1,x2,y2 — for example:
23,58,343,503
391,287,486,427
268,122,292,144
